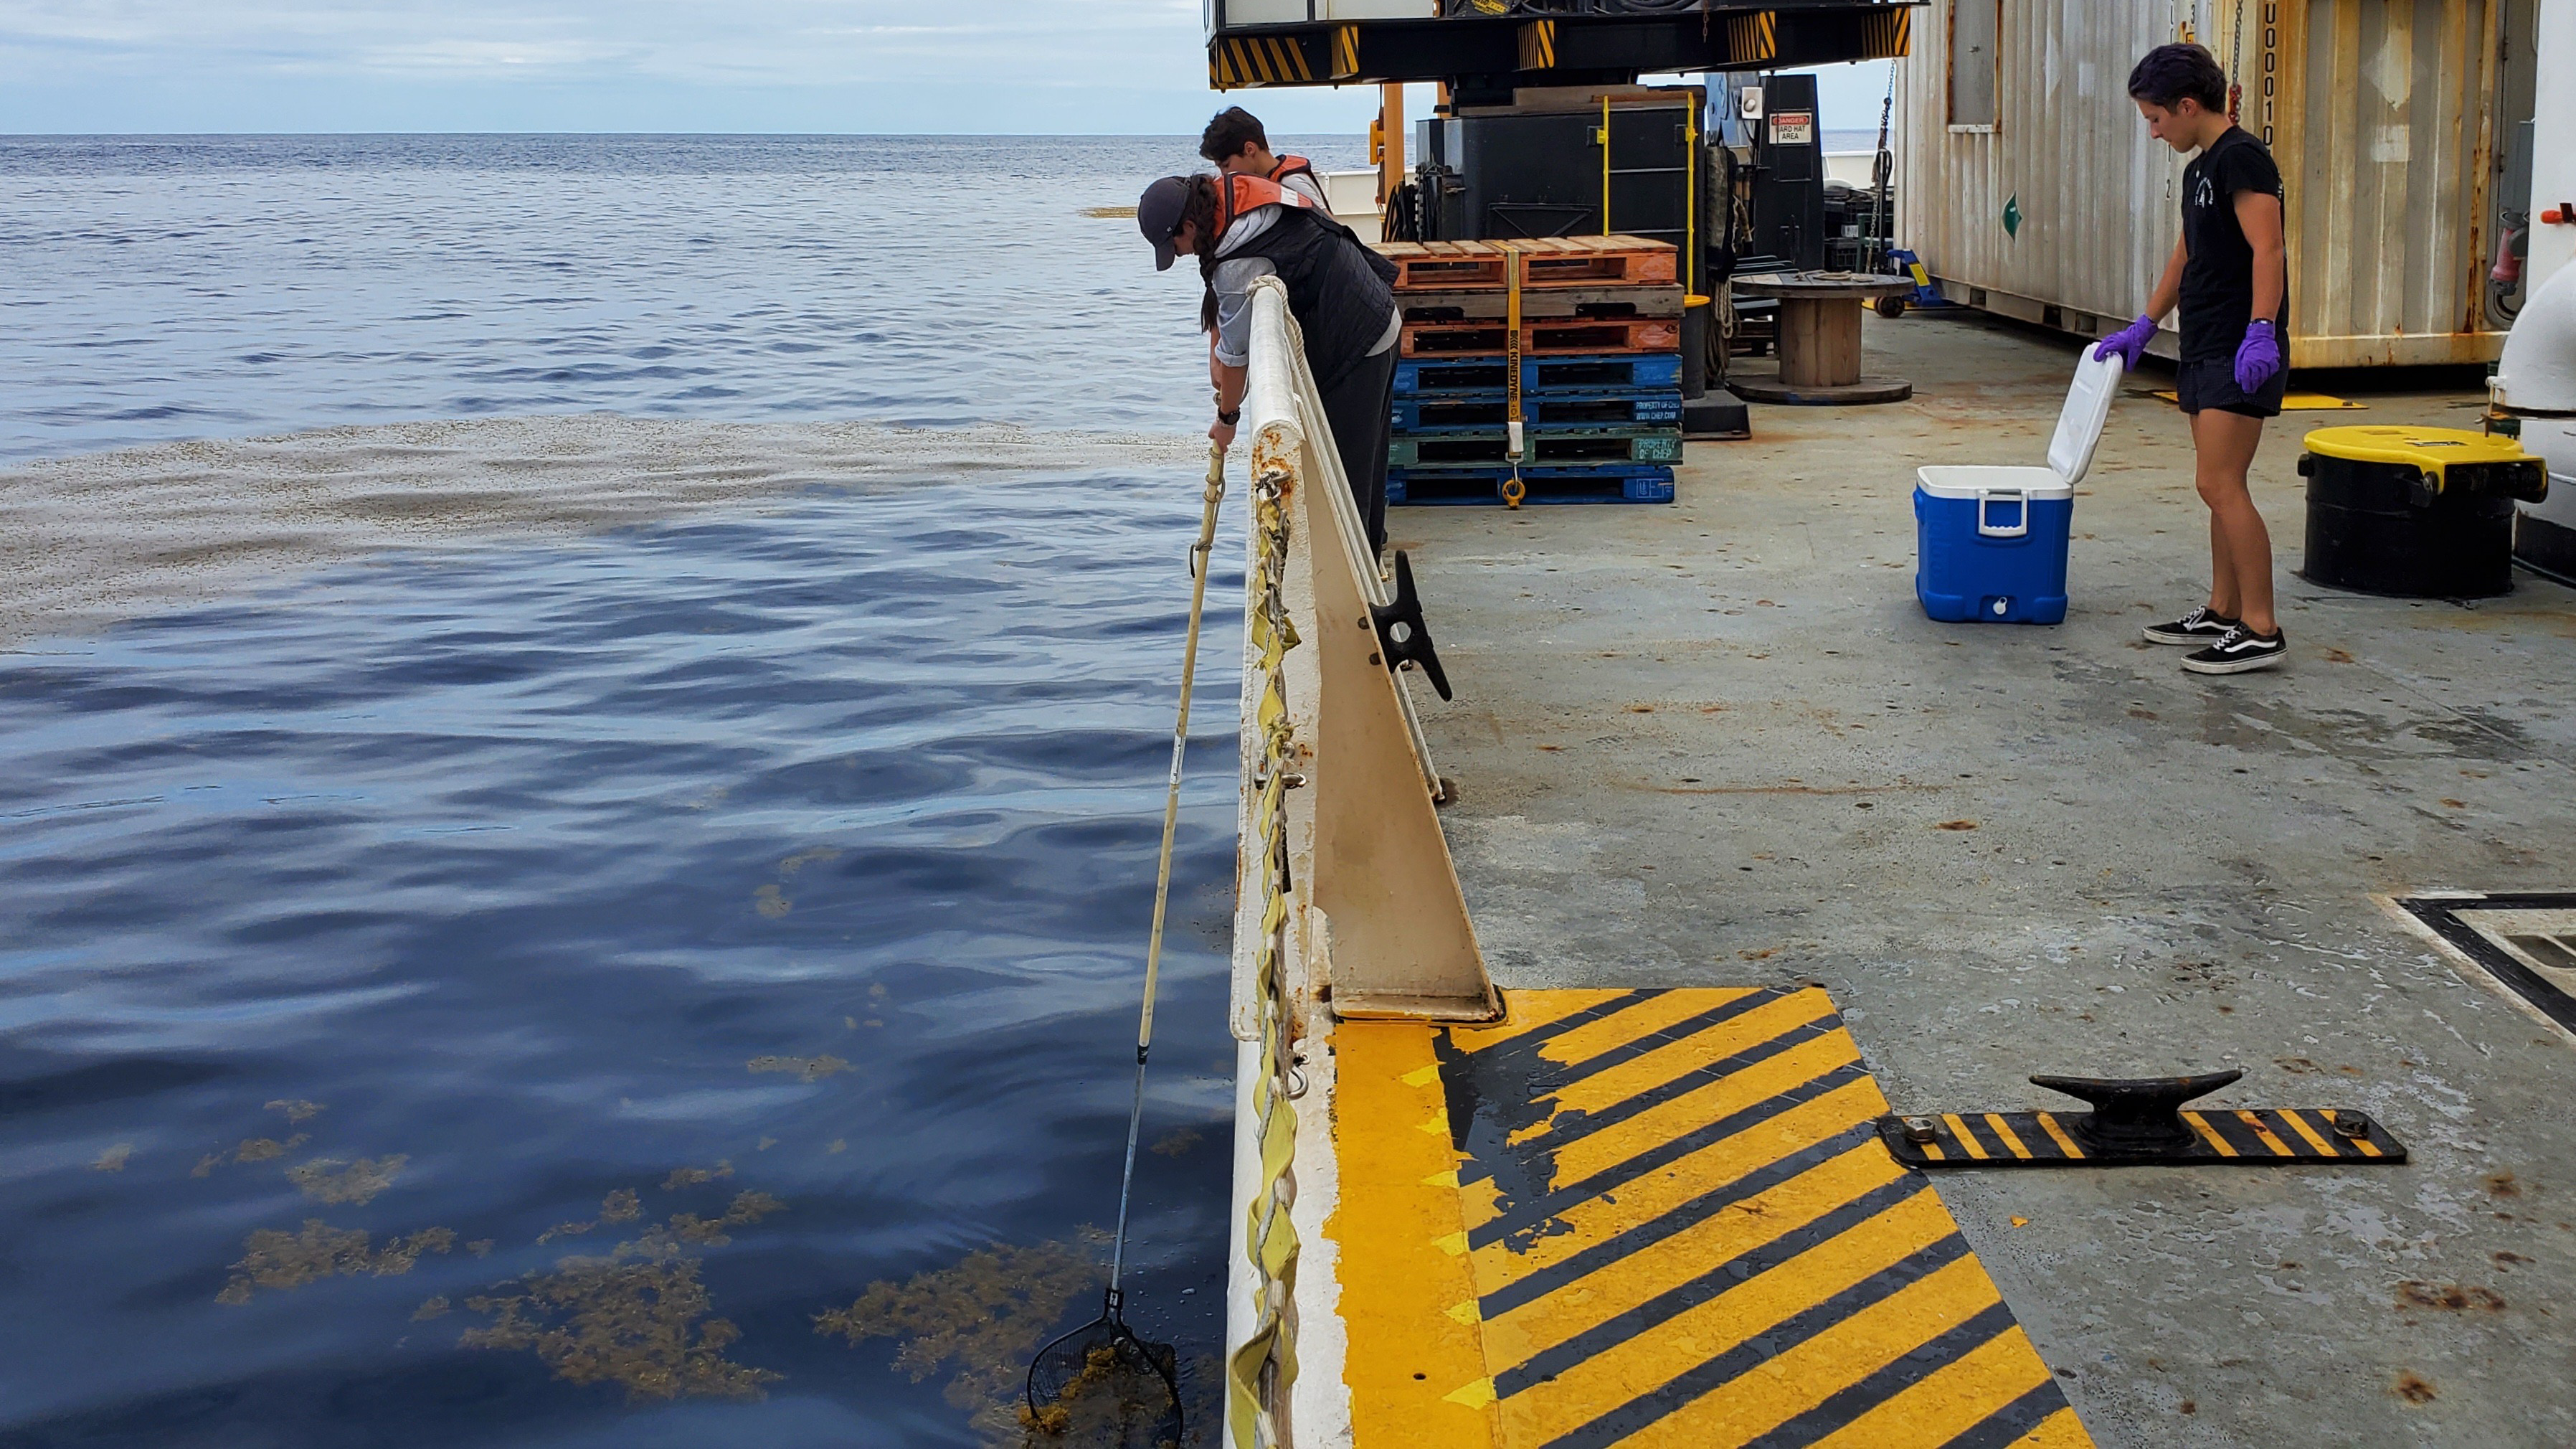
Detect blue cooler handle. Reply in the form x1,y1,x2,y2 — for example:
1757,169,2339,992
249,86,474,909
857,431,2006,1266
1975,489,2030,539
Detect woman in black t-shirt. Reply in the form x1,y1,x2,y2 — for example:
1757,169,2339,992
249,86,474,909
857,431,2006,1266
2096,44,2291,675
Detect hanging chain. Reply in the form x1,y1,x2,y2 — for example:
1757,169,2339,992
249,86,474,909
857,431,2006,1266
1870,60,1895,273
2227,0,2248,121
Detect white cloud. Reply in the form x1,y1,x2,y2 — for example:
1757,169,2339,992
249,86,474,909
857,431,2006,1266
347,39,645,74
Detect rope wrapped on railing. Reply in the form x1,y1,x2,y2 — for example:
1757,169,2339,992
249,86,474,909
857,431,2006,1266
1225,463,1302,1449
1223,274,1493,1445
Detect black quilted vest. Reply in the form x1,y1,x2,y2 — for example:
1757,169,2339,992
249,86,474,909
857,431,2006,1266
1226,207,1398,394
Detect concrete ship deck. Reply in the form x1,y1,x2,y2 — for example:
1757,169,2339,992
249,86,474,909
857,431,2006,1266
1373,311,2576,1446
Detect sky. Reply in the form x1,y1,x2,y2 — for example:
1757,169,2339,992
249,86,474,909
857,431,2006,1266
0,0,1895,136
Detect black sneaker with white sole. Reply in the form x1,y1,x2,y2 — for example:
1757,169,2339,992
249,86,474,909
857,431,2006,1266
2143,605,2238,646
2182,626,2286,674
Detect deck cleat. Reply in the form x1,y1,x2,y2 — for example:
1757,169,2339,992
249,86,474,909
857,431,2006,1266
1877,1067,2409,1168
1368,550,1452,699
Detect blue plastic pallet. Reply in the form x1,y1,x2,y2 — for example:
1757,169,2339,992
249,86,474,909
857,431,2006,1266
1392,389,1682,432
1388,464,1675,506
1390,428,1684,468
1393,352,1685,396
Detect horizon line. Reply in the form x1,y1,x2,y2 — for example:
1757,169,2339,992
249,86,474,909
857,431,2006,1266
0,128,1386,139
0,125,1883,139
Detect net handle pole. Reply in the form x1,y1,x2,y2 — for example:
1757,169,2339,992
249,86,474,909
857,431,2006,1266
1111,440,1228,1296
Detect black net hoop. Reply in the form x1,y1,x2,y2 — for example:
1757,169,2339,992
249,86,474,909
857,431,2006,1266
1023,1290,1183,1447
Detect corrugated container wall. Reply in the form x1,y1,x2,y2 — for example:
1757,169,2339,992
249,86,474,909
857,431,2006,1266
1895,0,2525,369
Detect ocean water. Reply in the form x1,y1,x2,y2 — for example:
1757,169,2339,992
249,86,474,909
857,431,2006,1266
0,133,1358,461
0,133,1360,1447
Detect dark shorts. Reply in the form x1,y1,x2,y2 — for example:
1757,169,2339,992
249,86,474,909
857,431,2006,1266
2174,355,2286,418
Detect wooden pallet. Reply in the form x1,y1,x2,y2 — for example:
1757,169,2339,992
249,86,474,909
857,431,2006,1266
1375,236,1680,291
1398,283,1686,323
1400,316,1681,358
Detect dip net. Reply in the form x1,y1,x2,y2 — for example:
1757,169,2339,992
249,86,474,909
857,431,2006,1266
1023,445,1224,1447
1024,1290,1183,1446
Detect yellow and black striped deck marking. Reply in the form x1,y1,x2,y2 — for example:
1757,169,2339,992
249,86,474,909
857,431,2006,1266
1330,23,1362,80
1880,1107,2405,1169
1326,988,2092,1448
1211,34,1315,90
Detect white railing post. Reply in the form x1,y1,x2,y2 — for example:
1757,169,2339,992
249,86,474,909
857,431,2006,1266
1223,275,1503,1449
1243,278,1499,1023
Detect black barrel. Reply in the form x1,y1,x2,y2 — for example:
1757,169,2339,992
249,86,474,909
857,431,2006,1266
1680,295,1710,400
2298,448,2537,599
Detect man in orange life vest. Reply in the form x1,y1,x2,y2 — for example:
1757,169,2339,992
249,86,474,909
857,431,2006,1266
1137,169,1401,552
1200,106,1327,209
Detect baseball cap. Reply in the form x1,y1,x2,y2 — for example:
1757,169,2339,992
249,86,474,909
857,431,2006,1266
1137,176,1193,271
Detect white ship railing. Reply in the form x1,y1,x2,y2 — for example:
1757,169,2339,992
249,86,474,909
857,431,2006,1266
1221,276,1499,1448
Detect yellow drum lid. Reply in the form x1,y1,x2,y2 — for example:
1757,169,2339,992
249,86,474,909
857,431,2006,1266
2303,425,2534,483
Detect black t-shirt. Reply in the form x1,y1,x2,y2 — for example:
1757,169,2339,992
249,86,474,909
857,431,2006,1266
2178,127,2288,361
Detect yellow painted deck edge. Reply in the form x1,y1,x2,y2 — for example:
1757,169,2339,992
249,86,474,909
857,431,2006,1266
1327,1021,1500,1449
1327,993,2096,1449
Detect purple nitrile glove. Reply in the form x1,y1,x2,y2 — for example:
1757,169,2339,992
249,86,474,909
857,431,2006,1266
2234,319,2282,394
2094,314,2155,369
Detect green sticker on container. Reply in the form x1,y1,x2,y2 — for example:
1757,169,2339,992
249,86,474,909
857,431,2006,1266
2002,194,2022,238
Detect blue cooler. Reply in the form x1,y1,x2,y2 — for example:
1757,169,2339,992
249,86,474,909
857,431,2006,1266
1913,351,2123,624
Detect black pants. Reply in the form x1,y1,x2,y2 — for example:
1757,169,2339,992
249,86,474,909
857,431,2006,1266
1318,344,1396,554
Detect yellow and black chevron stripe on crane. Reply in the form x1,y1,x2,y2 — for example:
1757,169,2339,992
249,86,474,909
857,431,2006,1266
1860,5,1913,59
1518,19,1557,71
1213,33,1316,90
1723,10,1780,66
1332,23,1362,79
1327,988,2093,1448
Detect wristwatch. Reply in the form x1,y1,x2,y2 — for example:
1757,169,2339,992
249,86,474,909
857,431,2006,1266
1216,408,1241,425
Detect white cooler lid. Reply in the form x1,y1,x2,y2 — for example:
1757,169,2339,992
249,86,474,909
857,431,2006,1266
2047,349,2124,484
1914,464,2071,500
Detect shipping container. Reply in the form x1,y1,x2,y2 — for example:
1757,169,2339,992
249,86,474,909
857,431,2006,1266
1894,0,2541,368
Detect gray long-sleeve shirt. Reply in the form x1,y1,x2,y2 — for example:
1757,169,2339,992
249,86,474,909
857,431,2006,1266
1210,205,1401,369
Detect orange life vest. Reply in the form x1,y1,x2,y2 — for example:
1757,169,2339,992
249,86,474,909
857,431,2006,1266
1212,172,1323,244
1269,153,1320,191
